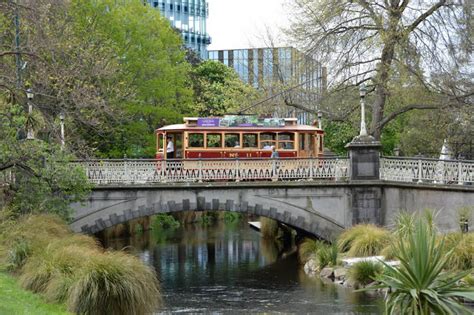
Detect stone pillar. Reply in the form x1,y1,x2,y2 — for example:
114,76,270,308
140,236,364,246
345,135,383,225
345,135,381,180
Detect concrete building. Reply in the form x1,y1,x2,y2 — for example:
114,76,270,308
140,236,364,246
145,0,210,59
209,47,327,124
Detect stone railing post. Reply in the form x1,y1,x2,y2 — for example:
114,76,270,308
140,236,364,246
309,158,314,181
417,159,423,183
458,161,463,185
345,134,382,226
160,159,167,183
198,159,203,183
235,159,240,182
345,135,381,180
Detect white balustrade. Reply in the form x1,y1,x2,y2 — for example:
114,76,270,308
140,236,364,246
380,157,474,185
76,157,473,186
76,158,350,185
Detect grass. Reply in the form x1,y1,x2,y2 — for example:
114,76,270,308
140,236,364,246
0,214,162,314
363,217,474,314
151,213,180,229
347,260,383,286
337,224,390,257
298,238,321,263
0,271,70,315
260,217,279,239
443,232,474,270
317,242,338,268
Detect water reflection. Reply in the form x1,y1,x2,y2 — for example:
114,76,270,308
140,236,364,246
102,220,383,314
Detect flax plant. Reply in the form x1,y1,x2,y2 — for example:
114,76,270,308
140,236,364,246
366,218,474,314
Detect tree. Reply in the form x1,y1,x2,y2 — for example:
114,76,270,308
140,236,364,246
288,0,473,139
191,60,260,116
0,0,193,158
0,102,91,220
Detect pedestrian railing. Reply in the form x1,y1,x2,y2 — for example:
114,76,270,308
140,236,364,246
380,157,474,185
76,158,349,185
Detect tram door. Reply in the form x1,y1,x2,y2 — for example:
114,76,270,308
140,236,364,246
299,133,316,157
166,133,183,159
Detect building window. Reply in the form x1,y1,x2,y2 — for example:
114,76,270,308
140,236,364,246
153,1,158,8
169,4,173,10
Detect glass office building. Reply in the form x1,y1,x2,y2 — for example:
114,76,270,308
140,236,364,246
209,47,327,124
146,0,210,59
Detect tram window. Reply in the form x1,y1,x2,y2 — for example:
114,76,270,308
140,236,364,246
279,142,295,150
206,133,222,148
225,133,240,147
278,133,295,150
260,132,276,149
243,133,258,148
278,133,294,141
189,133,204,147
299,134,305,150
260,133,276,141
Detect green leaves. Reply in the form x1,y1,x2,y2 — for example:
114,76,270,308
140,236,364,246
372,216,474,315
191,60,260,116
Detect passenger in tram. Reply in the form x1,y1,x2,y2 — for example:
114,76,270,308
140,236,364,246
270,146,279,158
166,136,174,159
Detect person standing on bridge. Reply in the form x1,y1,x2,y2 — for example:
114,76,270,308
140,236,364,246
166,136,174,159
271,146,279,159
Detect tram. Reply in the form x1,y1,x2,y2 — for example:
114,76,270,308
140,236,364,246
155,115,324,160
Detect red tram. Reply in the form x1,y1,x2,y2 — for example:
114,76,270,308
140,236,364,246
156,116,324,160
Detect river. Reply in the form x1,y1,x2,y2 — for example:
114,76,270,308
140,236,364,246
102,220,383,314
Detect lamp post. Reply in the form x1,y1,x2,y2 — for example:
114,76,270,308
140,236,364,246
317,110,323,129
359,83,368,137
26,88,34,140
59,112,65,150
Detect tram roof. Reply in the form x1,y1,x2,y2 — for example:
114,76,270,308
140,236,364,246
156,123,322,132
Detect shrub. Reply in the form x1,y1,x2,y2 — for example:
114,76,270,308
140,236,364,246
337,224,390,257
1,214,163,314
7,239,31,270
348,260,383,286
298,238,320,263
364,217,474,314
151,214,180,229
260,217,279,239
223,211,241,222
444,232,474,270
317,242,338,268
68,251,161,315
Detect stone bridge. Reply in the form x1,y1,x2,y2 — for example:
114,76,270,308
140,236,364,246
71,181,474,239
71,139,474,239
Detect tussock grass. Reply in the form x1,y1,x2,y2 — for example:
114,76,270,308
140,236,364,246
337,224,390,257
317,243,338,268
0,214,162,314
443,232,474,271
68,251,161,315
260,217,279,239
298,238,321,263
348,260,383,286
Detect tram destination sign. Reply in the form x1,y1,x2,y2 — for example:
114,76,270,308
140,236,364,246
197,116,285,128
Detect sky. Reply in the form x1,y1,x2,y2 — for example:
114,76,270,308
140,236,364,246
207,0,290,50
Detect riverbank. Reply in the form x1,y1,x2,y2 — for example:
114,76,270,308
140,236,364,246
0,271,69,315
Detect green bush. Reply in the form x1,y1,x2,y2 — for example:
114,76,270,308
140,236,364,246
151,214,180,229
260,217,279,239
68,251,161,315
223,211,241,222
444,232,474,271
348,260,383,286
317,243,338,268
364,217,474,314
298,238,321,263
7,240,31,270
1,214,163,314
337,224,390,257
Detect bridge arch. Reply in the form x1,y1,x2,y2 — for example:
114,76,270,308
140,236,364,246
71,183,352,240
